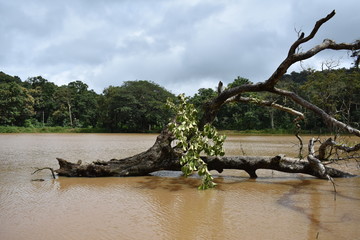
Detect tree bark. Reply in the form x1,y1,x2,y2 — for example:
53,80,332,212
54,128,356,179
56,129,180,177
55,153,355,179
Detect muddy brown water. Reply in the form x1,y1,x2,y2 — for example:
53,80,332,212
0,133,359,240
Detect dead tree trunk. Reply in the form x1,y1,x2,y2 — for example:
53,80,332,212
56,129,179,177
56,155,356,178
55,10,359,180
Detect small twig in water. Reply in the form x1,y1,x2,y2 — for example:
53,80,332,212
32,167,56,179
328,176,337,201
294,121,303,159
239,143,246,155
31,179,45,182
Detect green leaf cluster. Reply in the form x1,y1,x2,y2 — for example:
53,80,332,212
167,94,226,190
99,80,176,132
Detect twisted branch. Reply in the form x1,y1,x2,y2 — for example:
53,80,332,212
32,167,56,179
201,10,360,137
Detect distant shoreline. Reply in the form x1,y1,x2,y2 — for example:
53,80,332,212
0,126,108,133
0,126,334,135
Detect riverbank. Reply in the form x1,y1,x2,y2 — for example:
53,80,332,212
219,129,336,136
219,129,294,135
0,126,332,135
0,126,107,133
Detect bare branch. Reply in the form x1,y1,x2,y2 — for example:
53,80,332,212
271,88,360,137
307,138,338,199
201,10,360,136
227,94,307,158
32,167,56,179
318,138,360,160
264,39,360,89
294,121,304,159
234,96,305,120
288,10,336,56
294,39,360,62
321,58,341,71
307,138,328,179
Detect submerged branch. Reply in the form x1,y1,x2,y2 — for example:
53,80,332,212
32,167,56,179
204,155,355,179
307,138,329,179
295,122,303,159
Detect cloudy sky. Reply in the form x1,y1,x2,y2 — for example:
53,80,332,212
1,0,359,95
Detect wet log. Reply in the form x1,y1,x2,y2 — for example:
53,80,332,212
55,154,356,179
56,129,181,177
204,155,355,179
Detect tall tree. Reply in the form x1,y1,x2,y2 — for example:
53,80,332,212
99,80,175,132
52,86,74,127
0,82,34,126
67,81,98,127
25,76,57,126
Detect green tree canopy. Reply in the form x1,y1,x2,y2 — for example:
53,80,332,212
0,72,22,84
0,82,34,126
99,80,176,132
25,76,57,126
50,80,98,127
67,81,98,127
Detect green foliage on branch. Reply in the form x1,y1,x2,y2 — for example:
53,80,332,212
167,94,226,190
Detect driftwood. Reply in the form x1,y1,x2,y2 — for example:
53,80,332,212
32,167,56,179
55,10,359,180
56,155,356,179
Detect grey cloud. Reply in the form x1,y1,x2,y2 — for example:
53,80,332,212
1,0,359,96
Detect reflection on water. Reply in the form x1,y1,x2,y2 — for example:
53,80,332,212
0,134,359,240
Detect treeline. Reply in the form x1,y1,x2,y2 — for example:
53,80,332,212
0,68,359,133
0,73,175,132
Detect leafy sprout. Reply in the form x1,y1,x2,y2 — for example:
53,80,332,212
167,94,226,190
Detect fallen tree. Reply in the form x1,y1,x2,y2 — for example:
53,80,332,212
56,153,356,179
55,10,360,186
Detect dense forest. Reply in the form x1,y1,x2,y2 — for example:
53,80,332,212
0,67,359,133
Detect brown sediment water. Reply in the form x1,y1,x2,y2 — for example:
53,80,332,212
0,133,359,240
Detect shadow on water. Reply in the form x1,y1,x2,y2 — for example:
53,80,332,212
139,170,255,191
275,177,360,238
276,179,326,231
137,176,200,191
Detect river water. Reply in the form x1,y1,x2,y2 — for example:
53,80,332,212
0,134,359,240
